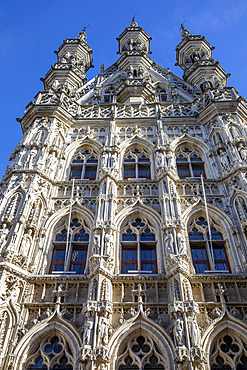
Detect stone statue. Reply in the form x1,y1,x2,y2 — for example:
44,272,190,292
166,151,175,168
93,230,100,254
239,144,247,161
20,229,33,256
98,316,109,346
177,230,186,254
83,316,94,346
174,317,185,346
25,147,38,168
187,315,201,347
219,149,230,170
105,230,113,256
101,152,108,169
45,152,57,176
165,230,174,255
155,152,163,169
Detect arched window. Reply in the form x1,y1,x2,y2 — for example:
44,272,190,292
117,335,166,370
104,89,115,103
158,89,167,102
25,334,74,369
123,148,151,180
69,149,98,181
49,218,90,274
176,146,205,179
121,217,157,274
210,333,247,369
188,216,230,274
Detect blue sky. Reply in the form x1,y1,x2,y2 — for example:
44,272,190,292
1,0,247,179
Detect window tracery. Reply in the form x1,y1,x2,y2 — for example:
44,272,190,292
117,335,166,370
49,218,90,274
121,217,157,274
210,333,247,369
69,149,98,181
175,146,205,179
188,216,230,273
25,334,74,369
123,148,151,180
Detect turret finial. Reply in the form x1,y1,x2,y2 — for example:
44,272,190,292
130,17,138,27
180,23,190,38
78,26,87,41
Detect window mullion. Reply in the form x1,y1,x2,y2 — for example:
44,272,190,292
82,163,86,179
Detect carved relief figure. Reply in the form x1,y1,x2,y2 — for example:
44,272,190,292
187,315,201,347
177,230,186,254
174,317,185,346
83,316,94,346
165,230,174,255
105,229,114,256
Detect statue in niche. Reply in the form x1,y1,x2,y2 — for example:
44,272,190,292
155,152,163,169
83,316,94,346
105,230,114,256
25,147,38,168
219,149,230,170
0,223,9,252
166,151,175,168
98,315,110,346
93,230,100,254
109,152,118,168
187,314,201,347
177,230,186,254
174,317,185,347
101,152,108,169
45,152,57,176
238,143,247,161
90,279,97,301
165,230,174,255
20,229,33,256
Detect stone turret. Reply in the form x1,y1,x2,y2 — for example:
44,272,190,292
41,27,94,91
176,25,229,90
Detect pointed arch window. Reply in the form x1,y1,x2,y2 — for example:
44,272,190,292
210,333,247,369
188,217,230,274
25,334,74,369
49,218,89,274
69,149,98,181
176,147,205,179
117,335,166,370
123,148,151,180
121,218,157,274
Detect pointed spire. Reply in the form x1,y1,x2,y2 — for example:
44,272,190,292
78,26,87,41
130,17,138,27
180,24,190,38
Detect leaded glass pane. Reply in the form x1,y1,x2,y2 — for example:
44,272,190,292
52,264,64,272
123,248,137,261
71,264,84,274
73,229,89,241
71,249,87,261
140,228,155,241
132,219,145,228
55,229,68,242
86,156,98,163
189,228,204,240
124,166,136,177
141,248,155,261
177,165,190,177
195,263,208,273
192,164,204,177
213,247,227,260
191,247,208,260
84,167,97,179
215,263,228,271
142,263,155,273
53,249,66,262
124,263,136,273
122,229,137,241
210,227,223,240
138,165,150,178
138,155,150,163
124,155,135,162
190,154,202,161
72,157,84,163
71,168,82,178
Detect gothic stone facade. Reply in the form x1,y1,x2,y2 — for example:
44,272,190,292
0,20,247,370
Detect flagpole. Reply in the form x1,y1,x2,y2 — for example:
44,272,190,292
201,174,215,270
64,178,75,272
